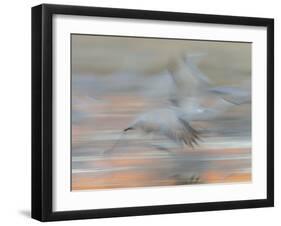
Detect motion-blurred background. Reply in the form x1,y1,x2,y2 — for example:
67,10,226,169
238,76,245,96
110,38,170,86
71,34,251,190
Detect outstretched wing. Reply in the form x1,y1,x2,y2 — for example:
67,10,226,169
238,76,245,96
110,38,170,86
158,109,201,148
167,53,217,117
167,54,251,121
158,117,201,148
209,85,251,105
168,53,210,98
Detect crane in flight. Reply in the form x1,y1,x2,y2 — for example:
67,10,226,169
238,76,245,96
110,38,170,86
105,53,250,154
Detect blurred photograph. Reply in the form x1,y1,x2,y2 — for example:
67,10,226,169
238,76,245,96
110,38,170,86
71,34,251,191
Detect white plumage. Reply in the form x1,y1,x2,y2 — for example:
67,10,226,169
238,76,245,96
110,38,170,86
106,53,250,153
126,107,200,147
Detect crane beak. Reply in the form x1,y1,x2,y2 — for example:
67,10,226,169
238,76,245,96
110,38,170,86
123,127,133,132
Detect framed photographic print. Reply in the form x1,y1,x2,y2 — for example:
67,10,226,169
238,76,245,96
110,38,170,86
32,4,274,222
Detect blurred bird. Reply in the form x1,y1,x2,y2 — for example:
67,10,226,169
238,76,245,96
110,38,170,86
124,107,200,148
105,53,250,153
168,53,251,121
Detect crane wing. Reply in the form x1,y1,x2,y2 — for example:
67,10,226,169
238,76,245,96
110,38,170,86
168,53,210,98
209,86,251,105
167,53,216,115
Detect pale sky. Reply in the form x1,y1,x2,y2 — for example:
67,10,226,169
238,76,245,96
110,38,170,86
72,34,251,83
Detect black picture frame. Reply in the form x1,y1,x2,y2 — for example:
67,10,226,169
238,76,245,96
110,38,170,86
32,3,274,222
